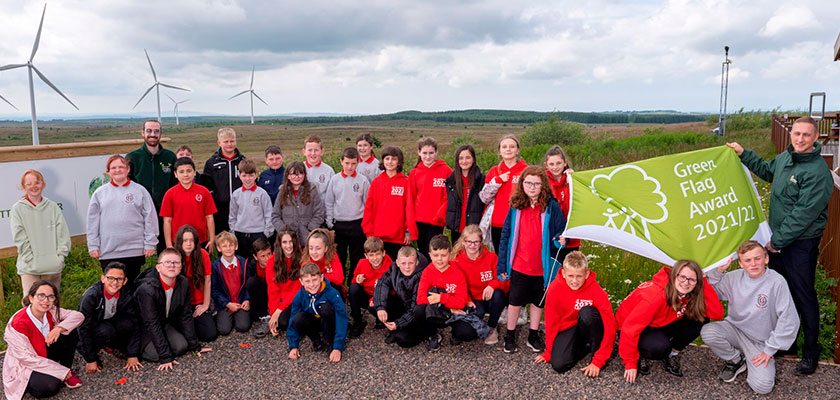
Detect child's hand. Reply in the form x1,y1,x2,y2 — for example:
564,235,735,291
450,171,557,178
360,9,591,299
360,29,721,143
89,250,100,259
498,171,510,183
557,236,567,246
377,310,388,323
581,363,601,377
403,233,411,245
124,357,143,372
356,274,366,284
467,301,476,309
157,360,179,371
499,273,509,280
205,239,215,252
482,286,494,300
450,308,466,315
384,321,397,331
270,309,282,336
143,249,156,258
717,257,733,274
329,349,342,363
241,300,250,311
226,302,240,312
289,349,300,360
85,361,101,374
624,368,637,383
193,303,209,318
533,354,546,364
427,293,441,304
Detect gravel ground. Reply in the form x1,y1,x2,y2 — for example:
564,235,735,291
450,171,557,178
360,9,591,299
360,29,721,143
5,318,839,400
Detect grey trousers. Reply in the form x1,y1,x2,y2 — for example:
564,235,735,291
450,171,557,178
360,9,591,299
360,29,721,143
701,320,777,394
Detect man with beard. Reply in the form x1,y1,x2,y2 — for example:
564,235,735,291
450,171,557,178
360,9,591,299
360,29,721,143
127,120,177,252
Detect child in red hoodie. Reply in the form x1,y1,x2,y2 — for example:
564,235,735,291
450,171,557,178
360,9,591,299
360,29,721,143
301,229,344,295
534,251,616,377
265,230,303,337
348,237,393,338
409,137,452,259
452,225,507,345
544,145,580,263
415,235,475,351
616,260,724,383
479,135,528,251
362,146,418,261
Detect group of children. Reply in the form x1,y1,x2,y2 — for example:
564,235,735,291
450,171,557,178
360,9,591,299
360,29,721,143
4,124,801,398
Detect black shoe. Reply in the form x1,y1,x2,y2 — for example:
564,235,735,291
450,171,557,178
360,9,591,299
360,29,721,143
374,319,386,330
794,358,817,375
312,337,327,352
349,320,366,338
450,335,462,346
504,328,518,353
427,333,442,352
662,353,683,377
638,358,651,375
384,331,397,345
526,329,545,353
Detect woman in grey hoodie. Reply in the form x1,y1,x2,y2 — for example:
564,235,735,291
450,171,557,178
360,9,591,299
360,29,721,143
271,161,325,247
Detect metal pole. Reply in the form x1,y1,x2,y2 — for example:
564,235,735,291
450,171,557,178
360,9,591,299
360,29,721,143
28,65,39,146
155,84,161,123
718,46,730,138
250,92,254,124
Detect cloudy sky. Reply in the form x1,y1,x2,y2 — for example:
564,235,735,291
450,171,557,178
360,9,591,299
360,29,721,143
0,0,838,118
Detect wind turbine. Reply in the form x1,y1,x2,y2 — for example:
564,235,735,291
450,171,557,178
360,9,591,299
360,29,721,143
229,66,267,124
133,49,189,123
166,94,189,125
0,94,17,110
0,4,79,145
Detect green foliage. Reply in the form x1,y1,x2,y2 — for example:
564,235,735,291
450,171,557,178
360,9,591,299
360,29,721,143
451,132,479,147
520,115,587,147
706,108,776,131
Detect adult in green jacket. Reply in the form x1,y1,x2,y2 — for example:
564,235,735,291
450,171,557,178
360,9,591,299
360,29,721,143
727,116,833,375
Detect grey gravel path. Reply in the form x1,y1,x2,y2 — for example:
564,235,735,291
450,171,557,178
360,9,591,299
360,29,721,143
6,321,840,400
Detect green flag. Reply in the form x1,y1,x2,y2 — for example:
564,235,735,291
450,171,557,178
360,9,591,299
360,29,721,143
565,145,771,270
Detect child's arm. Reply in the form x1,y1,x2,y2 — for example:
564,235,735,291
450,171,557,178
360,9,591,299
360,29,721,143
163,217,174,248
324,177,335,229
86,192,101,258
141,190,159,256
307,190,326,231
10,207,34,265
361,184,376,236
204,215,215,251
330,291,349,355
228,193,239,233
193,275,212,317
260,191,274,238
270,197,285,233
54,207,71,258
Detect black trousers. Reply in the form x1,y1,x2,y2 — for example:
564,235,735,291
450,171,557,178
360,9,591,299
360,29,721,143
770,236,821,359
348,283,377,322
217,309,251,335
234,231,267,260
472,288,507,328
100,255,146,293
275,307,292,332
214,203,230,236
557,246,580,267
84,315,138,362
245,276,269,320
383,242,402,263
550,306,604,373
334,219,367,286
292,302,337,349
193,308,218,342
450,230,462,245
491,226,503,254
637,317,704,360
416,222,444,260
413,303,478,343
27,330,78,399
381,295,426,348
142,325,189,362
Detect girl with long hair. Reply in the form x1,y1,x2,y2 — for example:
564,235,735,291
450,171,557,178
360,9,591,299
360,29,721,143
265,229,303,336
442,145,485,244
175,225,218,342
302,228,344,293
408,137,452,259
270,161,326,246
479,135,528,251
543,145,580,263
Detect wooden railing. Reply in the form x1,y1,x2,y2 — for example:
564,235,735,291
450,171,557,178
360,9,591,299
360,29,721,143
770,114,840,362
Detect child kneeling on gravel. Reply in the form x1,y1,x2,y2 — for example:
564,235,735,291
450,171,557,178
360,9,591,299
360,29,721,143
534,251,616,377
287,263,348,362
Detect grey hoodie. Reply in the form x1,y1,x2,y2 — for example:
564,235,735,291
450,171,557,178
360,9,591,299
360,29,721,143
10,197,71,275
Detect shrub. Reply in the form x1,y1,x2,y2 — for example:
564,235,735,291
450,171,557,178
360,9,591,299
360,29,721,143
519,115,587,147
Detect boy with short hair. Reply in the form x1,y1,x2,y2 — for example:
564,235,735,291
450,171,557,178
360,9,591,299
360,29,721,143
229,159,274,259
77,262,143,374
348,237,393,338
416,235,476,351
325,147,370,279
211,231,252,336
535,251,617,377
173,145,213,189
135,248,210,370
160,157,217,250
372,246,430,348
246,237,272,338
302,134,335,198
175,145,192,160
258,145,285,205
203,127,246,234
701,241,799,395
287,263,348,363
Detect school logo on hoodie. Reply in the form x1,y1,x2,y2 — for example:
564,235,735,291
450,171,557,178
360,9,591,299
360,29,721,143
391,186,405,196
433,178,445,187
124,193,134,204
574,299,593,310
756,294,769,309
319,174,326,183
445,283,457,293
195,194,203,202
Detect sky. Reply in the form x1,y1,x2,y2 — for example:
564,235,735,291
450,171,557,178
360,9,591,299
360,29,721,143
0,0,839,119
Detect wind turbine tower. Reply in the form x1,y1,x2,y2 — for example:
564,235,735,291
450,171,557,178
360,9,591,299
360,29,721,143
229,66,267,124
0,4,79,145
133,49,190,123
166,94,189,125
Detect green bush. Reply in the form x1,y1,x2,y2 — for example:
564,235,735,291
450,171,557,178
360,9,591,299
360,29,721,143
519,115,587,147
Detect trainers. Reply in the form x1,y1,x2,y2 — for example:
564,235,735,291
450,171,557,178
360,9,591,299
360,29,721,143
450,334,462,346
484,328,499,345
384,331,397,345
312,337,328,352
427,333,442,352
718,357,746,383
527,329,545,353
64,371,82,389
662,353,683,377
794,358,817,375
638,358,651,375
349,320,366,338
253,317,270,339
504,328,518,353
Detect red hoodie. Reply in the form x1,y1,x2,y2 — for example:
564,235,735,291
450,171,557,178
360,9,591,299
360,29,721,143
409,159,452,226
362,172,419,243
615,266,724,370
485,160,528,227
265,255,302,314
354,254,393,296
452,249,508,300
546,170,580,248
417,262,469,309
542,269,616,368
308,253,344,287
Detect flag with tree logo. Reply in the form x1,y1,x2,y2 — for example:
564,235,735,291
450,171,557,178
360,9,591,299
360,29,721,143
564,146,771,271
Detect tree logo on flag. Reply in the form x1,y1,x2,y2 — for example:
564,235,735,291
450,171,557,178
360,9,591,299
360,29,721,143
590,165,668,242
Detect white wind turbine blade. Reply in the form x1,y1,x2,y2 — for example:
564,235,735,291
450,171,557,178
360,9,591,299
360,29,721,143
229,90,249,100
158,82,190,91
0,64,28,71
0,94,18,110
252,91,268,105
250,65,255,90
144,49,157,82
133,84,156,109
177,99,190,105
31,65,78,110
165,93,176,104
29,4,47,62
